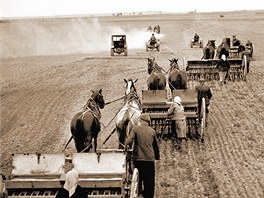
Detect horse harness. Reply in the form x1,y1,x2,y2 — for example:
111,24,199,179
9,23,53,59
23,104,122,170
125,91,142,111
80,99,102,121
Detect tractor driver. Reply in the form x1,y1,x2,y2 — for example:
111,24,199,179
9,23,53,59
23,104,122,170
149,33,157,45
119,36,125,47
194,33,199,42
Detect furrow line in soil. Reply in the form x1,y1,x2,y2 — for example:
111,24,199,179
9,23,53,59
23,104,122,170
209,84,263,198
209,107,244,198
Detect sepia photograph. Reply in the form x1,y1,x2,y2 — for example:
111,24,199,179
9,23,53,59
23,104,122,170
1,0,264,197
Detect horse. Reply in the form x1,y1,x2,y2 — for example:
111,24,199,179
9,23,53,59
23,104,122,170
153,25,160,33
202,41,215,59
216,41,230,59
245,40,254,58
70,89,105,153
116,78,142,149
168,58,188,90
222,38,231,47
231,35,245,54
147,58,167,90
146,26,152,32
232,35,241,46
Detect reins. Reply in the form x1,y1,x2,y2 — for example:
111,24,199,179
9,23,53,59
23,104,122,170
105,95,126,105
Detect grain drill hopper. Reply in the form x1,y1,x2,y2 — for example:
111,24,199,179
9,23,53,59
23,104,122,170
186,56,247,81
141,89,206,141
5,150,138,198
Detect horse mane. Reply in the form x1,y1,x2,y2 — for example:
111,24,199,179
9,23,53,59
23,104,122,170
152,63,162,72
84,89,104,119
148,58,162,74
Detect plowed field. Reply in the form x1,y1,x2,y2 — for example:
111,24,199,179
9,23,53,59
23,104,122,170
1,11,264,197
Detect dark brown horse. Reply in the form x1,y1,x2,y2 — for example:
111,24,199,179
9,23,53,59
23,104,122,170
232,35,245,54
216,39,230,59
202,41,215,59
70,89,105,152
116,79,141,149
232,35,241,46
168,58,188,90
147,58,167,90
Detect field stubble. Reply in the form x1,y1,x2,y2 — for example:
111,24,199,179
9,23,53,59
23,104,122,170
1,11,264,198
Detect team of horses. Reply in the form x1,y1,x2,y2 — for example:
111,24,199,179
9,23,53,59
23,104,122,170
70,57,188,153
202,35,253,60
147,57,187,91
69,35,253,153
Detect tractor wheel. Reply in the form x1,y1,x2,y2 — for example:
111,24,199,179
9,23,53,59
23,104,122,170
111,48,114,56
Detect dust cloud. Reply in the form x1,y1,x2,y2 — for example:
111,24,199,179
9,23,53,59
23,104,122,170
0,18,164,58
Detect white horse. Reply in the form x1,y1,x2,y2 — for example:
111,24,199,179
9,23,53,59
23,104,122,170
116,78,142,149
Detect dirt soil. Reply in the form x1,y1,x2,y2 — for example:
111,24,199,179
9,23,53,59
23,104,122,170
1,11,264,198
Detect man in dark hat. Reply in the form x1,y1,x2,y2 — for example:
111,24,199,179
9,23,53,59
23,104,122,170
125,113,160,198
195,77,212,128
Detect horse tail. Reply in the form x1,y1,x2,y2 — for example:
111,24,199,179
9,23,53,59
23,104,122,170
181,71,188,89
73,117,86,152
76,118,84,134
212,49,215,59
205,48,210,59
155,75,160,90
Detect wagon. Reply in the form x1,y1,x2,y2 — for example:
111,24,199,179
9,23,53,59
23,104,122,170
111,35,128,56
5,150,139,198
145,40,161,52
141,89,206,142
186,55,247,81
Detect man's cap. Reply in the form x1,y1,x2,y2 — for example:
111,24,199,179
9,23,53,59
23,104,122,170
140,114,151,122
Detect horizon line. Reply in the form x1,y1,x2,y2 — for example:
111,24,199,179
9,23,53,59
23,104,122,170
1,9,263,20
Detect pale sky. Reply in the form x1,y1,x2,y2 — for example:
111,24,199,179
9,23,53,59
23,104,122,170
1,0,264,18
